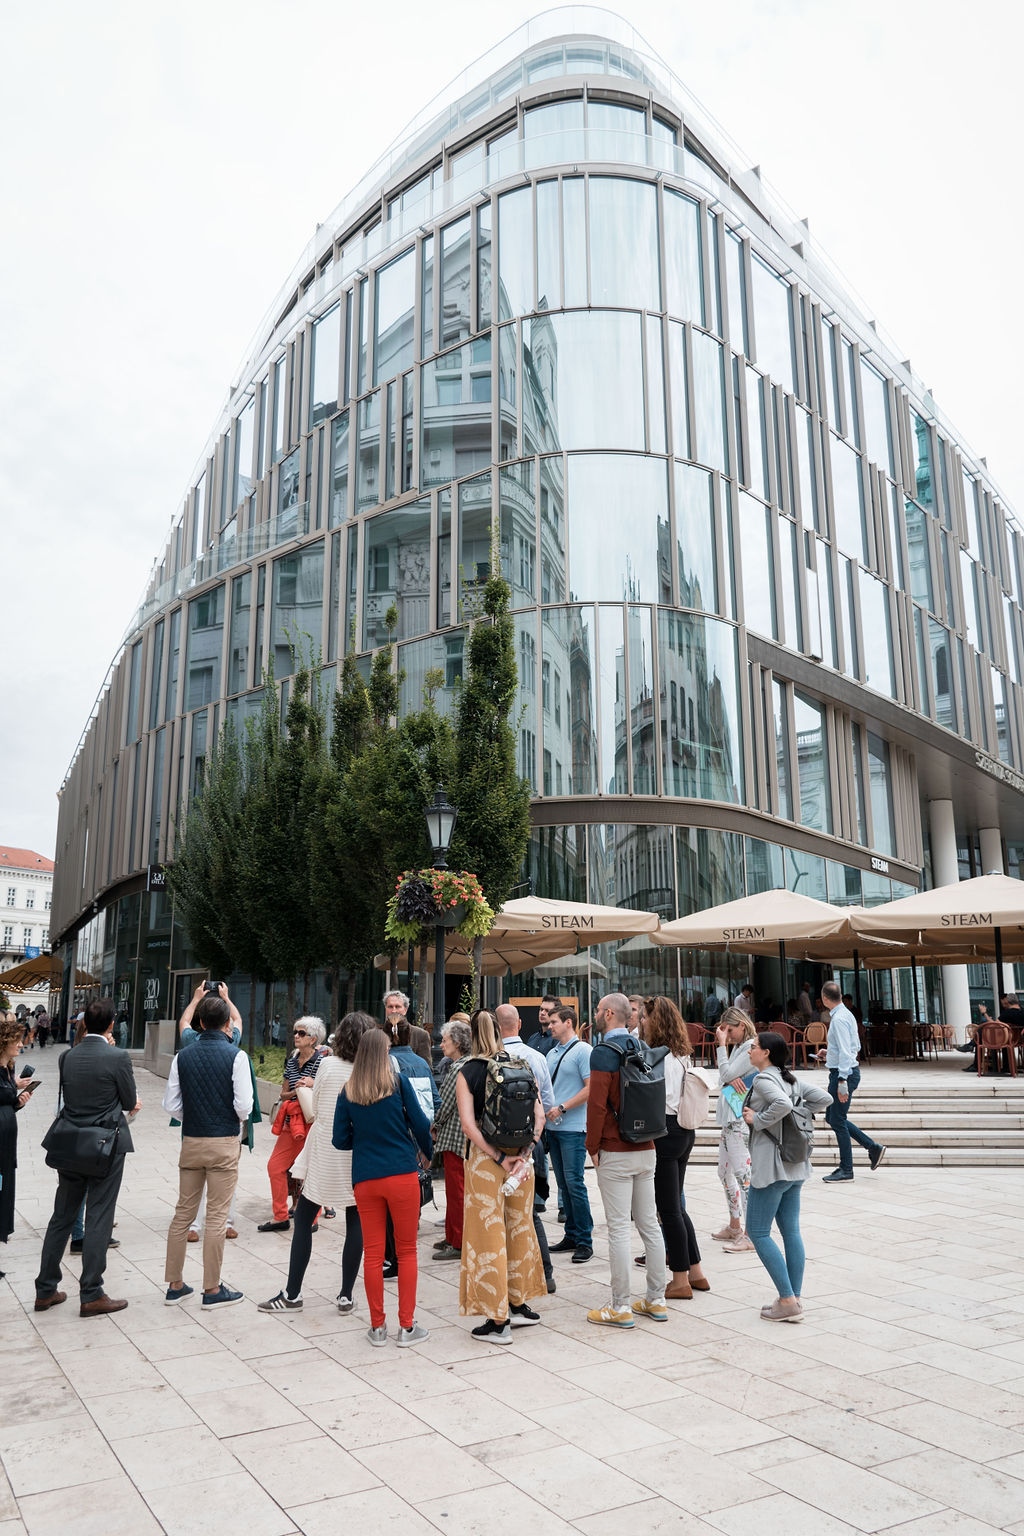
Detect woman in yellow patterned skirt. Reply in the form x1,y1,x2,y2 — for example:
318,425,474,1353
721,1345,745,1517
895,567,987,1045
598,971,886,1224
456,1010,546,1344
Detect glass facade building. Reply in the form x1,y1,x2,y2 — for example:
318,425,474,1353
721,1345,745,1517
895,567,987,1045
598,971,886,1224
52,9,1024,1037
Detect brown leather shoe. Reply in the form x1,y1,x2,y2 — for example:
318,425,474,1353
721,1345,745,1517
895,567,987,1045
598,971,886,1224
80,1295,128,1317
187,1230,200,1243
665,1277,693,1300
225,1227,238,1240
34,1290,67,1312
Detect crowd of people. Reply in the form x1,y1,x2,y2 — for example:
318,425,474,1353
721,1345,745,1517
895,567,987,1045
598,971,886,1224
4,979,899,1336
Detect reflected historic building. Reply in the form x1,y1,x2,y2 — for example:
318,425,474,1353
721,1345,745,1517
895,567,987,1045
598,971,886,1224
51,10,1024,1034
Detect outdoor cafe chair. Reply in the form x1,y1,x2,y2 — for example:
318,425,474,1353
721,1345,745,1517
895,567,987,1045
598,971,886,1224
976,1023,1018,1077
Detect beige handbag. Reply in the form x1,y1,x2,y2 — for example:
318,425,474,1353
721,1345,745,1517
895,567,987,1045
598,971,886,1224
296,1083,315,1122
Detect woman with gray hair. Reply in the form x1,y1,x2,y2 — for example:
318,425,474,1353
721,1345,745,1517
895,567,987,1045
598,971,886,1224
258,1015,326,1233
431,1018,472,1261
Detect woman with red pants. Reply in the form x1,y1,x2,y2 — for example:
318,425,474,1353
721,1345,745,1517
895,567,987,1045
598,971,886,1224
259,1018,324,1232
431,1018,472,1261
332,1029,432,1348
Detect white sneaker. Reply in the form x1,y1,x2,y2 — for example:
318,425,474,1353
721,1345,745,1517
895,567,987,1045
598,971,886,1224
396,1322,429,1348
366,1325,389,1347
336,1294,354,1314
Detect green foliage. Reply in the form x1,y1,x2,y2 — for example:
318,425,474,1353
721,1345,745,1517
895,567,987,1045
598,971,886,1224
166,716,247,978
384,869,494,945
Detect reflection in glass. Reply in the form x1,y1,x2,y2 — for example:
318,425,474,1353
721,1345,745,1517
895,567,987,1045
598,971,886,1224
278,449,300,529
646,317,666,453
904,499,933,608
750,256,794,390
772,679,792,820
677,827,744,915
589,178,659,310
539,456,566,603
311,304,341,425
675,464,715,612
437,489,451,628
830,436,865,560
524,311,645,454
561,606,598,792
271,543,323,678
540,610,570,794
744,366,769,500
627,607,656,793
523,99,584,168
827,860,862,906
659,610,742,803
440,217,471,347
691,330,728,473
477,205,492,329
526,824,585,901
536,181,559,310
398,630,465,719
233,396,256,509
356,392,380,514
726,231,747,353
859,569,894,697
793,689,831,833
784,847,827,902
330,412,349,526
374,251,415,383
867,731,895,856
663,189,703,324
498,187,532,319
421,235,434,357
668,322,689,460
598,605,625,793
567,454,670,604
588,101,646,163
516,613,538,790
746,837,784,894
362,500,432,648
149,618,165,729
738,492,775,640
420,339,492,487
459,471,492,619
185,585,225,710
228,573,251,695
850,722,868,843
165,609,181,719
563,178,586,306
860,359,893,475
499,460,536,609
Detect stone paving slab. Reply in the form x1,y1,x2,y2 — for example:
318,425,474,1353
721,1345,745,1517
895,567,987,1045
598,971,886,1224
1,1053,1023,1535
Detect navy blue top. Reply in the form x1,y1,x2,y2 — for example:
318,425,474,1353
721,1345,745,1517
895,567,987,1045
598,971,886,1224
332,1069,433,1186
390,1044,441,1114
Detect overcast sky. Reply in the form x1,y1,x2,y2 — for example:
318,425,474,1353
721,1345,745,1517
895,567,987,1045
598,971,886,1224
1,0,1020,864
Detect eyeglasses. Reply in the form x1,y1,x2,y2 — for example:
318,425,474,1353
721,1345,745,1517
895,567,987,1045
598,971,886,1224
293,1030,309,1038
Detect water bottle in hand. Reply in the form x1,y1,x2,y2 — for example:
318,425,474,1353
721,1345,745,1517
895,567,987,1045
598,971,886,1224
500,1159,528,1196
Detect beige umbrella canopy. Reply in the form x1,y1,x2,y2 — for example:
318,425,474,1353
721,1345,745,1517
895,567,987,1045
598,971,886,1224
0,955,97,991
491,896,661,945
849,873,1024,955
375,930,578,977
651,889,849,950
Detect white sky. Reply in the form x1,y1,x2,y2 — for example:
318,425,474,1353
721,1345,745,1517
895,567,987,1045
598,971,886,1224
1,0,1021,864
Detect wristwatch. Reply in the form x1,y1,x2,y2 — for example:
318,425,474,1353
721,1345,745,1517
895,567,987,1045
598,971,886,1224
557,1103,565,1115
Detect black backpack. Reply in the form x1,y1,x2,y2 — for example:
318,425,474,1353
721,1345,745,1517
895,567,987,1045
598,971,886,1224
605,1039,668,1142
764,1081,817,1162
479,1052,538,1153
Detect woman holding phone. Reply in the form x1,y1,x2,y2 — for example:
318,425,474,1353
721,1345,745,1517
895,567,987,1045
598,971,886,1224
1,1013,36,1270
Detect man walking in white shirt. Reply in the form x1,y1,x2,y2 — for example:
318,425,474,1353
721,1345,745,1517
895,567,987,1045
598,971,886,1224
820,981,885,1182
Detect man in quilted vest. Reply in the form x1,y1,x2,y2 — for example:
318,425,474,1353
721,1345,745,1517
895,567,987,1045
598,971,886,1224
162,992,253,1308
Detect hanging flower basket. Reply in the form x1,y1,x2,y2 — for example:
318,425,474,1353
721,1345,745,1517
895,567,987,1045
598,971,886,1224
385,869,494,946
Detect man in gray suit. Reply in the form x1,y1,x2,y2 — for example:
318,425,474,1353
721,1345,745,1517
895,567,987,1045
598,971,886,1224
35,998,140,1317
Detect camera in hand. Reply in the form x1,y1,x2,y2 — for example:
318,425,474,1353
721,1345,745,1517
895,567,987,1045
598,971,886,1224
20,1064,35,1078
203,980,223,994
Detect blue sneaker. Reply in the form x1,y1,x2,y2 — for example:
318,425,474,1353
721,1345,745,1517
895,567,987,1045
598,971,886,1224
202,1283,244,1308
165,1283,194,1306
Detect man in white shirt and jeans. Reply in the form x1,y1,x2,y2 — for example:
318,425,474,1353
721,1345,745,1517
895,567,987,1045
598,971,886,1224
821,980,885,1182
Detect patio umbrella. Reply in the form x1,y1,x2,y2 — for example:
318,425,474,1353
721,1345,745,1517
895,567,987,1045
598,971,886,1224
532,954,609,980
374,930,579,978
0,955,97,991
490,896,661,946
849,872,1024,993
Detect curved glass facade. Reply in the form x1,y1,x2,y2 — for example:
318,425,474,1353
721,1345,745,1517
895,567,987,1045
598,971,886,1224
53,14,1024,1036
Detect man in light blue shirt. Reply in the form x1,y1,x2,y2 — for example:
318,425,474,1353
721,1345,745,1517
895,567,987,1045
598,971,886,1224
821,980,885,1182
545,1009,593,1262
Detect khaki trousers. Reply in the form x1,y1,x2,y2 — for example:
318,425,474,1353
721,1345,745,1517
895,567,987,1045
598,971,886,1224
165,1135,241,1292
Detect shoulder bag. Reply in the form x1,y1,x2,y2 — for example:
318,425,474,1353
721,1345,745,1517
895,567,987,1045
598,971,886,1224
41,1053,122,1177
676,1059,711,1130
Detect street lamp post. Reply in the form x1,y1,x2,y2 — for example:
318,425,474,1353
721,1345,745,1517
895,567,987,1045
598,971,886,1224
425,786,458,1055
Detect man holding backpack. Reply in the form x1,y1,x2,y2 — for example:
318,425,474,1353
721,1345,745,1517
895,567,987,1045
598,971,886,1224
585,992,668,1328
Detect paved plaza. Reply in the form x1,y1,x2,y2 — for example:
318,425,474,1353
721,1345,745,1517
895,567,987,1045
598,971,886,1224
3,1051,1024,1536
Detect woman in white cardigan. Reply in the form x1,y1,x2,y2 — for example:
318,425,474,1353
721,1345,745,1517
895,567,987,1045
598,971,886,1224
258,1012,375,1314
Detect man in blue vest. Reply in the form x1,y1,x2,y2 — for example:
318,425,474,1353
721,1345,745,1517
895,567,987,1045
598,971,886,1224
162,991,253,1307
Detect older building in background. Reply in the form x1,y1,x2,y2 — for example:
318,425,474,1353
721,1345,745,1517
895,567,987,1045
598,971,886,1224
51,10,1024,1041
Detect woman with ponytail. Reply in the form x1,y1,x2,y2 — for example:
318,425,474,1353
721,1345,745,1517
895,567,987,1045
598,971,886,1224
741,1032,831,1323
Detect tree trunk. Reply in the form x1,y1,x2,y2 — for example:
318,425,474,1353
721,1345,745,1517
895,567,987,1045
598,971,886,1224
417,942,429,1029
287,977,297,1024
302,970,310,1012
329,964,340,1029
472,934,484,1011
345,971,356,1013
388,954,398,992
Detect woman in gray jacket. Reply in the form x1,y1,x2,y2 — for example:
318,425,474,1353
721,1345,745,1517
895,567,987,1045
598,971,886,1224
741,1032,832,1323
712,1008,757,1250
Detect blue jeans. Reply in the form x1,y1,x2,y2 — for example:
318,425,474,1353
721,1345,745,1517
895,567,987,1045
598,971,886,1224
546,1130,592,1247
825,1067,878,1174
746,1179,805,1299
72,1198,86,1243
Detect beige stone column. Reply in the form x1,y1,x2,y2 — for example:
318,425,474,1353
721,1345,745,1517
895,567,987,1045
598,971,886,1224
929,799,971,1041
979,826,1013,999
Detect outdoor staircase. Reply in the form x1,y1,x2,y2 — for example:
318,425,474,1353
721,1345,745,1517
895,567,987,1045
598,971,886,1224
692,1075,1024,1168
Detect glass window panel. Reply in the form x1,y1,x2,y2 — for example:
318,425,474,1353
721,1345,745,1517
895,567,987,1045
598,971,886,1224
362,501,431,648
499,460,536,609
784,847,827,902
860,359,893,475
567,454,670,603
859,569,895,697
165,609,181,717
498,187,533,319
929,618,954,728
663,189,703,324
627,606,656,793
588,177,660,309
459,471,492,619
841,555,859,679
830,436,865,560
814,537,838,668
911,412,934,511
398,630,465,718
563,177,586,306
995,667,1013,765
356,392,380,513
677,826,745,916
516,615,538,790
498,322,517,462
738,492,776,639
659,610,743,803
746,837,785,894
420,339,492,488
750,256,794,390
904,498,933,609
867,730,895,856
228,573,251,695
330,411,349,526
691,330,728,473
437,489,451,628
523,99,584,168
185,585,225,710
189,710,208,802
523,311,644,454
850,722,869,844
477,204,492,329
793,689,831,833
887,481,905,589
778,516,802,651
271,358,286,464
843,337,859,445
232,396,256,508
439,217,471,348
310,303,341,426
794,408,817,526
327,532,341,664
726,231,747,353
374,251,414,383
420,235,434,357
956,635,972,739
960,549,979,648
125,641,142,744
744,366,769,500
588,101,646,163
668,322,689,460
675,463,716,611
598,605,626,793
149,618,165,730
772,679,792,820
646,316,666,453
546,606,596,792
539,455,566,603
536,180,559,311
271,543,323,677
384,381,397,501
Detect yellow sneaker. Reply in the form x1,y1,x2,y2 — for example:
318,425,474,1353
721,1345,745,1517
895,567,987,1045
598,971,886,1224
632,1298,669,1322
587,1305,635,1328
